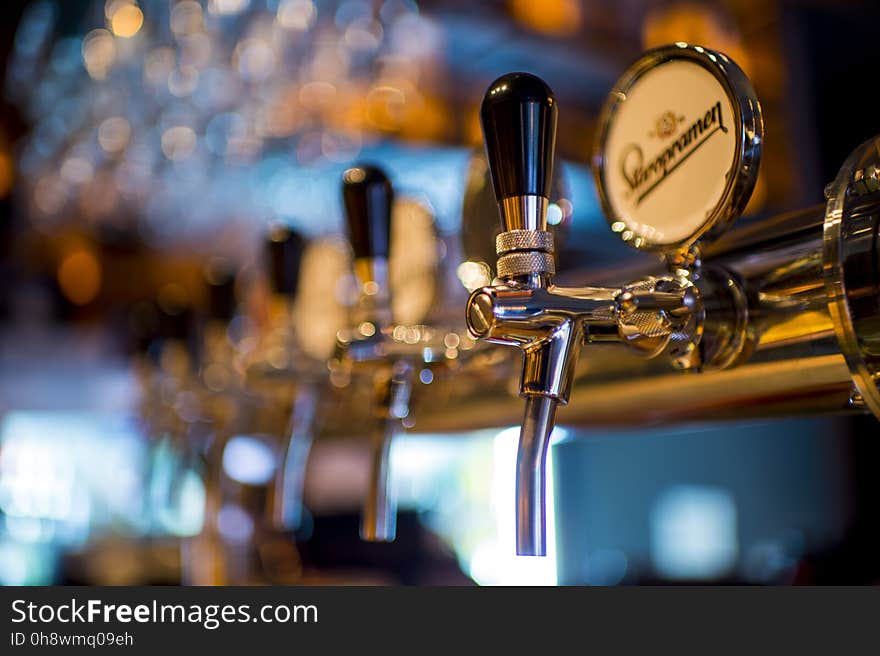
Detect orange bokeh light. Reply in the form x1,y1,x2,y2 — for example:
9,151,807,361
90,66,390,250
510,0,582,36
58,248,102,306
0,152,13,198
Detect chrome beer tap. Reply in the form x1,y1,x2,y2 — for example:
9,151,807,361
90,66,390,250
251,225,325,534
334,166,402,542
333,164,471,542
335,164,405,542
190,228,314,584
465,70,718,556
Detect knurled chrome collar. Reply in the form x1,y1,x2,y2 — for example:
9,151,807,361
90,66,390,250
495,229,556,277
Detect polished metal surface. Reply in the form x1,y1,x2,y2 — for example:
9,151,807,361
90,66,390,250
272,384,320,531
824,136,880,418
334,319,475,542
500,195,550,232
243,294,328,536
496,250,557,278
465,279,692,399
495,227,556,279
423,204,864,432
360,416,402,543
460,151,574,279
283,66,880,560
515,395,557,556
306,156,880,558
496,229,555,255
495,197,555,277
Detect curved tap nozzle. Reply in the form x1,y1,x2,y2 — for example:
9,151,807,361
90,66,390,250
359,365,412,542
361,419,397,542
516,395,557,556
273,384,319,532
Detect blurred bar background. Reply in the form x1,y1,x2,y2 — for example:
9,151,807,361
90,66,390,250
0,0,878,585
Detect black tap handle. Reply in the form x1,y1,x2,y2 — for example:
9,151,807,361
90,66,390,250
204,262,237,322
156,299,197,363
342,164,393,261
480,72,557,204
267,224,306,296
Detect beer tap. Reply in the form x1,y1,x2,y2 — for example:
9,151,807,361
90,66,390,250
334,163,480,541
335,164,405,542
189,228,314,584
466,72,706,556
254,224,325,534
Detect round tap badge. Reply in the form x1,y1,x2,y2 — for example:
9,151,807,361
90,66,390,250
593,44,763,252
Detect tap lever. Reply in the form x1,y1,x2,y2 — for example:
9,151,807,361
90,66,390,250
342,164,393,268
342,164,394,325
481,72,558,226
267,224,306,296
467,59,750,557
338,165,409,543
204,262,237,323
481,73,558,281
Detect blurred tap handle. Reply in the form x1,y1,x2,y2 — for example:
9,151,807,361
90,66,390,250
342,164,393,264
204,261,238,323
480,72,558,232
267,223,306,297
339,165,398,543
153,296,199,372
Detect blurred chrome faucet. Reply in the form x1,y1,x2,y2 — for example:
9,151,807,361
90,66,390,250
252,225,325,534
333,164,472,542
186,227,317,584
334,164,408,541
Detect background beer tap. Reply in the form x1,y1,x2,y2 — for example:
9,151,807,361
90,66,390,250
251,224,325,534
187,228,315,585
466,72,701,556
334,164,478,542
335,164,406,542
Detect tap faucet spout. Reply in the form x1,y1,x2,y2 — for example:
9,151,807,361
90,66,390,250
360,416,400,542
516,395,558,556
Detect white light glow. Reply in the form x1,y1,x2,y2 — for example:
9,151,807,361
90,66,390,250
467,426,566,586
456,260,491,292
216,503,254,543
650,485,738,580
0,411,147,545
222,435,277,485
